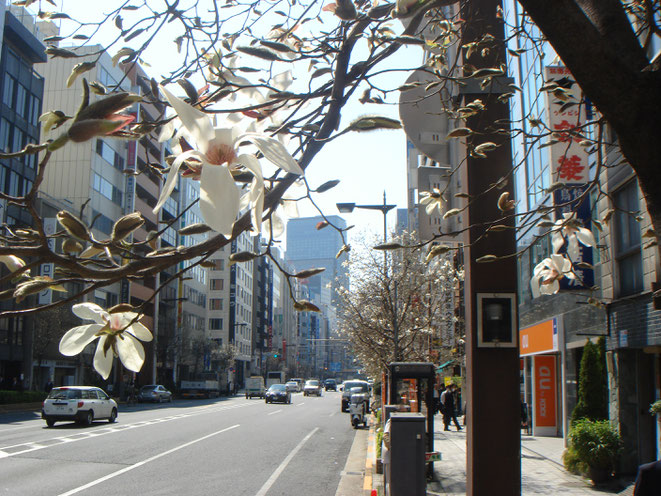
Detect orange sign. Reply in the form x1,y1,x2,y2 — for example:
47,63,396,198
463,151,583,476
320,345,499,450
534,355,557,428
520,319,558,356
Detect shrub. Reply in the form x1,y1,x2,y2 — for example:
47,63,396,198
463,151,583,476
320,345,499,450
568,419,621,472
650,400,661,415
562,446,587,475
572,339,608,422
376,428,384,459
0,390,48,405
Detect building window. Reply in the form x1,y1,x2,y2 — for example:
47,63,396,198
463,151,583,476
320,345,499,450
96,139,125,170
15,84,27,118
211,279,224,291
209,318,223,330
0,119,10,151
212,259,224,271
93,172,123,205
91,209,114,235
2,74,15,107
210,298,223,310
614,180,643,297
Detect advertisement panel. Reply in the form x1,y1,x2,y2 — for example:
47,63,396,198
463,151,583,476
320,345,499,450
534,355,557,428
520,318,558,356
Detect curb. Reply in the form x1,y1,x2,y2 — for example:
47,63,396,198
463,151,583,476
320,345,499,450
0,402,42,414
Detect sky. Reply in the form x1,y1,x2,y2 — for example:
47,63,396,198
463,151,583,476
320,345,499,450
41,0,421,244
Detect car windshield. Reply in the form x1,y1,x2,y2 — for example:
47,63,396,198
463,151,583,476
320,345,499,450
343,382,368,393
47,388,82,400
286,382,296,386
325,380,336,384
140,385,157,392
269,384,286,392
305,380,319,387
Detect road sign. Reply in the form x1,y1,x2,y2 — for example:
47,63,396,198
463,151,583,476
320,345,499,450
425,452,441,462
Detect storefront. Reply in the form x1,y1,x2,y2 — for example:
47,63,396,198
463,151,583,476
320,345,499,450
520,317,562,437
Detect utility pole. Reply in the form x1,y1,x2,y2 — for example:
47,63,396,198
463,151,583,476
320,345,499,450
461,0,520,494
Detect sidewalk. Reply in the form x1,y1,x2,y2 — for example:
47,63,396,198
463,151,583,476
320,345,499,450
364,414,636,496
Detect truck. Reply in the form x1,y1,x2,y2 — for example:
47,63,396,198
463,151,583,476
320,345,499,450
266,371,286,389
245,376,265,399
180,380,220,399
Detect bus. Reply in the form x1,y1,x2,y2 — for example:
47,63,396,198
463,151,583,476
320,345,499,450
266,371,286,388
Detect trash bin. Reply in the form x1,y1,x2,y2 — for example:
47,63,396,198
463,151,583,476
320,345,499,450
386,412,426,496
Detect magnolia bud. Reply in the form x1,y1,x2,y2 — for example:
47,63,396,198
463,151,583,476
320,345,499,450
111,212,144,242
57,211,91,241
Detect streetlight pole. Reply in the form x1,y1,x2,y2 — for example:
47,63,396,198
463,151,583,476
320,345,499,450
336,192,399,361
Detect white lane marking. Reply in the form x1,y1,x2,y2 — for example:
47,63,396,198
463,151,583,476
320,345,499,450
57,424,240,496
254,428,318,496
267,409,282,416
0,402,254,458
296,403,305,407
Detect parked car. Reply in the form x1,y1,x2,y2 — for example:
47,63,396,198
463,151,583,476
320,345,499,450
285,381,300,393
324,379,337,391
138,385,172,403
341,380,370,412
42,386,118,427
265,384,291,404
303,379,323,397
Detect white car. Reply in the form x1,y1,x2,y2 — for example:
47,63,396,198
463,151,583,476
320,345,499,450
303,380,323,397
42,386,118,427
285,381,300,393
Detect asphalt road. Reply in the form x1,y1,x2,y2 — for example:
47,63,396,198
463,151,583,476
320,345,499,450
0,390,358,496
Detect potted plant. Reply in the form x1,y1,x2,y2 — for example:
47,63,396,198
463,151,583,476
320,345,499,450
568,419,621,484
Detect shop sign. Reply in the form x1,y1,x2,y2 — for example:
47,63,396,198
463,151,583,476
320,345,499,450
520,318,558,356
534,355,557,428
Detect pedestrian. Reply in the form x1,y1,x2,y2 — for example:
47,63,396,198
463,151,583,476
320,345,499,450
441,384,462,431
44,378,54,393
433,383,440,415
633,459,661,496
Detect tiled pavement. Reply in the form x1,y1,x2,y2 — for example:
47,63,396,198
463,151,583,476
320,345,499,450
364,415,636,496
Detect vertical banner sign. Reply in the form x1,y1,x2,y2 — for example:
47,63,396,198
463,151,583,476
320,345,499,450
38,218,57,305
534,355,557,428
544,66,589,184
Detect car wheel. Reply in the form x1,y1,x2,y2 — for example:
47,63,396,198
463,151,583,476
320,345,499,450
46,419,55,428
108,408,117,423
84,410,94,426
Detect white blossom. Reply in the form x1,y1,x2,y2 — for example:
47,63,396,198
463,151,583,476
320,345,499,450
530,254,576,298
419,188,443,215
59,303,153,379
551,212,595,260
155,85,303,237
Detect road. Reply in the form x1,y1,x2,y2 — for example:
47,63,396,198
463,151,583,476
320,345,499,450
0,390,358,496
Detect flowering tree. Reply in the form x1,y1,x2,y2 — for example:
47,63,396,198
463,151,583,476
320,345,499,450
337,234,463,378
0,0,658,380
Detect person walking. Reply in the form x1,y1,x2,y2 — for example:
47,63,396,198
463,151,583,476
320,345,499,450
441,384,462,431
633,459,661,496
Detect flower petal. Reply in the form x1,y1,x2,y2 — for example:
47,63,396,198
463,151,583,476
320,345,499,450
59,324,103,355
153,149,201,213
93,337,114,380
128,321,153,342
540,279,560,295
72,302,108,324
199,164,240,237
576,227,595,247
530,273,542,298
567,236,580,261
551,232,564,254
241,133,303,175
236,153,265,234
0,255,25,273
116,334,145,372
160,85,214,154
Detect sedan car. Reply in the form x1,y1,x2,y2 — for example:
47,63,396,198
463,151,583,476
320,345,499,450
324,379,337,391
138,385,173,403
265,384,291,404
285,381,300,393
303,379,323,397
42,386,118,427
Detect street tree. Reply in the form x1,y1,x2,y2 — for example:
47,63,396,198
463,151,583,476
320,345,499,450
0,0,657,381
337,233,463,378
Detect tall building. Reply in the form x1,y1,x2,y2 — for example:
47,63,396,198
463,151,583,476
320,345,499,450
0,6,46,389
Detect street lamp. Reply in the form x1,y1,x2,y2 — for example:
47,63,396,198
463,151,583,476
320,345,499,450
336,190,396,245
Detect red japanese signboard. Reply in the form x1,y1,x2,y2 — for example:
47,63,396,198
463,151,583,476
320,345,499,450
545,66,589,184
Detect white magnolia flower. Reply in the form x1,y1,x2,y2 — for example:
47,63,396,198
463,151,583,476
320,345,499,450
551,212,595,260
261,185,302,239
419,188,443,215
0,255,26,273
155,85,303,237
530,254,576,298
59,303,153,380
